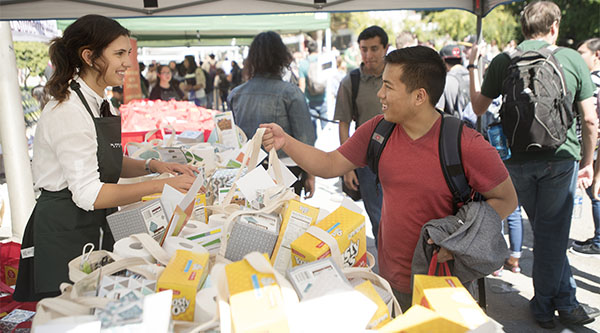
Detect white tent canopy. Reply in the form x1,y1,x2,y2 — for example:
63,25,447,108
0,0,522,242
1,0,516,20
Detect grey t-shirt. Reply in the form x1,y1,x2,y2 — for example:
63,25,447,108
333,65,383,128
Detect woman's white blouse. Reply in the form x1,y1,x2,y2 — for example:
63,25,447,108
32,77,118,211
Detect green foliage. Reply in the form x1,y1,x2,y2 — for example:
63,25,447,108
423,6,519,47
506,0,600,46
14,41,49,88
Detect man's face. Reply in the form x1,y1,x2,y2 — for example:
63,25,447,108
359,36,388,73
377,64,414,123
578,44,598,71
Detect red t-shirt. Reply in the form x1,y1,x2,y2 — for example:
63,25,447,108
338,114,509,292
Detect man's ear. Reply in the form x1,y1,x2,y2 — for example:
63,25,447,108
414,88,428,106
81,48,94,67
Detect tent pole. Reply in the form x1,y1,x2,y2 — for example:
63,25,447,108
0,22,35,242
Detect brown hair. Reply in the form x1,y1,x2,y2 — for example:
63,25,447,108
46,15,130,103
384,46,446,107
520,1,561,39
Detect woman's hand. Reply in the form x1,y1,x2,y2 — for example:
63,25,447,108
163,174,196,193
150,160,197,177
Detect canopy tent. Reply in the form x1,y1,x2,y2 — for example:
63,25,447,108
0,0,523,241
2,0,517,20
57,13,331,47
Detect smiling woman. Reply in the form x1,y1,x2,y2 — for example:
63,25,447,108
13,14,198,302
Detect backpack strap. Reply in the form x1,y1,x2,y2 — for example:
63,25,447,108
350,68,361,125
438,113,472,213
366,117,396,188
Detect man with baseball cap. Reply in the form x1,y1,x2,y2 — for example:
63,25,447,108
436,44,472,125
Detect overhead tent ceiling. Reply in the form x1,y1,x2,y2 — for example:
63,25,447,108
56,13,331,47
1,0,518,20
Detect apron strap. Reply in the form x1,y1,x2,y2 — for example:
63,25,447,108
69,80,96,119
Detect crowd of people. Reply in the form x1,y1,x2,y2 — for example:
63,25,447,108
14,0,600,329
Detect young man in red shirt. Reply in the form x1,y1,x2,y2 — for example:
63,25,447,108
261,46,517,311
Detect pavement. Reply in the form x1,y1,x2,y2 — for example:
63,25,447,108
305,122,600,333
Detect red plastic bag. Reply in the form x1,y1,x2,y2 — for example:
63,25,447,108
427,250,451,276
0,242,20,286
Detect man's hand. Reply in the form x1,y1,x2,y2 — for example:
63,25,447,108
427,238,454,263
578,163,594,189
304,174,315,199
343,170,359,191
260,123,287,151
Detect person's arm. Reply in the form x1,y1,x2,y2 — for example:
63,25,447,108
578,96,599,189
298,77,306,93
261,123,356,178
436,176,518,263
468,43,493,116
338,120,359,191
192,69,206,91
120,156,196,178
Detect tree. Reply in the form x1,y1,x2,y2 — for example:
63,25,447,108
14,41,49,89
423,5,519,48
506,0,600,47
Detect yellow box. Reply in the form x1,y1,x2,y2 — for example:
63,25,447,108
271,200,319,273
229,284,289,333
142,193,207,223
290,206,366,268
378,304,467,333
354,280,391,329
157,249,210,321
412,274,463,307
422,287,490,330
225,253,275,296
225,254,289,332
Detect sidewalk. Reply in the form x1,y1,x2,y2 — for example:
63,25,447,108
307,122,600,332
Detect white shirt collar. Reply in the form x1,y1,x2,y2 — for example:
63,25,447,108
73,76,107,111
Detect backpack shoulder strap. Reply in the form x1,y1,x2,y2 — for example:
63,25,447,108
438,113,472,212
367,117,395,185
350,68,361,123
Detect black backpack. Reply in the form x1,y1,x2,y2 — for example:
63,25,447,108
500,45,573,152
340,68,363,202
367,112,474,213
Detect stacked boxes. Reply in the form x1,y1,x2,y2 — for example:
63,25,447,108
290,206,366,268
157,249,209,321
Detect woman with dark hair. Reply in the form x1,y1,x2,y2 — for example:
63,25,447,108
181,55,207,107
149,64,184,101
14,14,197,301
228,31,316,198
229,60,243,89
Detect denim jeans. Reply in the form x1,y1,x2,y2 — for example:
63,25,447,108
355,167,382,245
502,205,523,257
584,186,600,246
308,99,328,132
506,159,579,321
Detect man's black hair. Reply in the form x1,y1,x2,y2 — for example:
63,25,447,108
357,25,389,47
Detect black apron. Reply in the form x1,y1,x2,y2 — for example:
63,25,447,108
14,81,123,301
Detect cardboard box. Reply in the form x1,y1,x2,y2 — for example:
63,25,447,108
287,258,350,300
142,193,207,224
412,274,463,307
225,254,288,332
107,198,169,242
422,287,490,330
349,277,392,306
271,200,319,273
353,280,391,329
290,206,366,268
157,249,209,321
224,213,280,262
378,304,467,332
